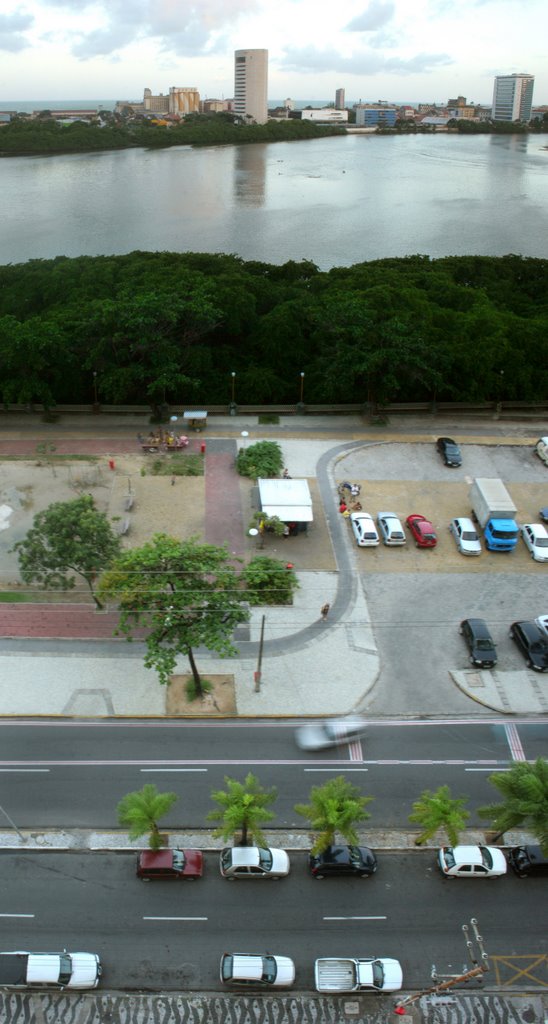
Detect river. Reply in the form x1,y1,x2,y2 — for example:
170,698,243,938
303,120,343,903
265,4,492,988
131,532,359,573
1,132,547,269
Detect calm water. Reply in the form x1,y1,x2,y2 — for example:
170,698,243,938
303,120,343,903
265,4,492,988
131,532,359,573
1,133,547,269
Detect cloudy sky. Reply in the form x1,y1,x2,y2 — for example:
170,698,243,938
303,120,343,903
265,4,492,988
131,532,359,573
0,0,545,105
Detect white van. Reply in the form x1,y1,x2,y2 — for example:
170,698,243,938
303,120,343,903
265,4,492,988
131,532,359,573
535,437,548,465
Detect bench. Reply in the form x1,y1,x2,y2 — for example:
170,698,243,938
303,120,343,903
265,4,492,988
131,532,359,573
117,517,130,536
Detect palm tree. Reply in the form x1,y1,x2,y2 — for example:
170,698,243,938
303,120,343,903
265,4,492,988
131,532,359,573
478,758,548,853
117,784,178,850
207,773,277,847
294,775,373,855
408,785,470,846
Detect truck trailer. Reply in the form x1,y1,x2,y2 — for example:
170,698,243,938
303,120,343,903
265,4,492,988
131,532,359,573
469,478,519,551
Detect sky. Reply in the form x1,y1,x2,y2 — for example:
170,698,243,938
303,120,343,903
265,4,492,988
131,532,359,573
0,0,546,105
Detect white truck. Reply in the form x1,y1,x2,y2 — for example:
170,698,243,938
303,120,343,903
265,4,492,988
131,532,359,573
0,950,102,989
469,478,519,552
314,956,403,993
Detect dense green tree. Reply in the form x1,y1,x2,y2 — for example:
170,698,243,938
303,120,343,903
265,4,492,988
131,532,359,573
97,534,249,692
408,785,470,846
12,495,121,609
242,556,299,605
478,758,548,853
117,784,178,850
295,775,373,855
236,440,284,479
207,772,277,847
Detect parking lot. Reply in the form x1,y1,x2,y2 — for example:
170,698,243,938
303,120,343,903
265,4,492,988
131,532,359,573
334,440,547,715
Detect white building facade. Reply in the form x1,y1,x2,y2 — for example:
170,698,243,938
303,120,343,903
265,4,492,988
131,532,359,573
234,49,268,124
492,74,534,122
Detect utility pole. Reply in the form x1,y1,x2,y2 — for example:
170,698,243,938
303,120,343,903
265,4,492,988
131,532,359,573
394,918,489,1014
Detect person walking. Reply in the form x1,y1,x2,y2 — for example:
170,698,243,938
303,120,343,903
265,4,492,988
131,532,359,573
320,602,330,621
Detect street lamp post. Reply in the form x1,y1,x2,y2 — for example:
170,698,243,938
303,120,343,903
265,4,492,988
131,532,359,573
297,372,305,414
230,372,237,415
92,371,99,412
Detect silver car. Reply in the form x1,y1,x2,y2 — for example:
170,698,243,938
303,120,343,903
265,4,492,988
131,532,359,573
449,517,482,556
376,512,406,546
295,717,367,751
521,523,548,563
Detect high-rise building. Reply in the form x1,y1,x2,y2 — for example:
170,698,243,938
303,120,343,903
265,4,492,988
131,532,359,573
335,88,345,110
234,49,268,124
492,74,534,122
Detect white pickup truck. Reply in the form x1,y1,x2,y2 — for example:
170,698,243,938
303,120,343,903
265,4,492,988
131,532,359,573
314,956,403,993
0,950,102,989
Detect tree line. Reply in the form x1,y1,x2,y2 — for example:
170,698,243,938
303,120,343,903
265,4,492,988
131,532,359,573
0,251,547,411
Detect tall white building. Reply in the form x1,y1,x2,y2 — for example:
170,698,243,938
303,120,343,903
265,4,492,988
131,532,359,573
492,74,534,122
234,49,268,124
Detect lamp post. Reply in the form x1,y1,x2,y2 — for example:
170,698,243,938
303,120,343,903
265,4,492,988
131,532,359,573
92,371,99,412
300,372,305,403
297,372,305,414
230,372,237,415
231,372,236,403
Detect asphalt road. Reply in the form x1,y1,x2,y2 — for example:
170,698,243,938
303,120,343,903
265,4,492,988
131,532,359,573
0,719,547,829
0,851,546,992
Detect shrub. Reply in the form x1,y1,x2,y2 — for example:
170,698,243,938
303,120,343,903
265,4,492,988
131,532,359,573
236,440,283,479
242,556,299,605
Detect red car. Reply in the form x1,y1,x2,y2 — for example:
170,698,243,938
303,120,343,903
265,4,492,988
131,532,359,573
405,514,437,548
136,848,203,880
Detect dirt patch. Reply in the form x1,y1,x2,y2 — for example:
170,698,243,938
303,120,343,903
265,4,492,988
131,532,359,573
166,674,236,715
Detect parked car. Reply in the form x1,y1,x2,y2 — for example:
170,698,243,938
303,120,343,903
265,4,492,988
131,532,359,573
535,614,548,638
308,844,377,879
539,507,548,523
350,511,380,547
136,849,203,880
295,717,367,751
459,618,497,668
509,621,548,672
521,523,548,562
406,514,437,548
377,512,406,546
449,517,481,556
437,845,507,879
220,953,295,988
507,845,548,878
436,437,462,467
315,956,402,993
534,437,548,465
219,846,290,879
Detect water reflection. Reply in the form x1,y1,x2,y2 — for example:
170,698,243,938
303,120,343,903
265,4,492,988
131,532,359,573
234,144,266,206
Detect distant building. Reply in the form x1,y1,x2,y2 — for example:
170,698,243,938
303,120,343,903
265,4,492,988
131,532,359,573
355,104,397,127
492,74,534,122
234,49,268,124
117,87,199,117
299,108,348,123
447,96,476,119
335,88,345,110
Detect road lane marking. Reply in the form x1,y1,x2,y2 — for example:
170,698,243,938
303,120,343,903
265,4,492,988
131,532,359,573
140,768,208,773
304,768,368,772
0,769,50,773
504,722,526,761
323,916,387,921
0,913,35,918
465,768,511,772
143,916,208,921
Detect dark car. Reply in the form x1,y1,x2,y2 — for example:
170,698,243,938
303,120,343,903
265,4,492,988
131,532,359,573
436,437,462,467
507,845,548,878
509,621,548,673
308,844,378,879
136,848,204,880
459,618,497,668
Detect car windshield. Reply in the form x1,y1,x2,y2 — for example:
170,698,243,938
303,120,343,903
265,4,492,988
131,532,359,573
220,849,233,871
258,849,273,871
348,845,362,865
58,954,72,986
476,639,493,650
371,961,384,989
535,537,548,547
443,848,456,867
491,527,518,539
262,956,277,984
462,531,477,541
481,848,493,869
221,955,233,981
172,850,186,870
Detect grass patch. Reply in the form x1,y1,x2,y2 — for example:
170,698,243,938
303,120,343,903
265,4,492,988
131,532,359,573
185,676,213,701
258,414,280,425
0,591,29,603
149,453,204,477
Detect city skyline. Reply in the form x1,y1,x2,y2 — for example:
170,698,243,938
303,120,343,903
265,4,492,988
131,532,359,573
0,0,546,105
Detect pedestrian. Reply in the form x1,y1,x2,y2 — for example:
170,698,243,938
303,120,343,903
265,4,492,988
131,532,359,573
320,602,330,621
171,475,176,486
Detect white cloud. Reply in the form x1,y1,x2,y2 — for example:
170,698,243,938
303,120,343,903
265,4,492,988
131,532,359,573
345,1,395,32
279,44,453,77
0,10,34,51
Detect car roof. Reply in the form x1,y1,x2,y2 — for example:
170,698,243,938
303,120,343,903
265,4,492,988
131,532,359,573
454,516,475,529
463,617,490,633
351,511,374,522
229,848,262,867
524,523,548,537
513,620,545,641
139,850,175,868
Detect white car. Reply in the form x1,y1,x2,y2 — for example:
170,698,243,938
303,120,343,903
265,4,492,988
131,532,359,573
377,512,406,546
535,614,548,637
535,437,548,465
350,512,379,547
449,517,482,556
437,845,507,879
295,717,367,751
220,953,295,988
0,950,102,989
521,523,548,562
220,846,290,879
